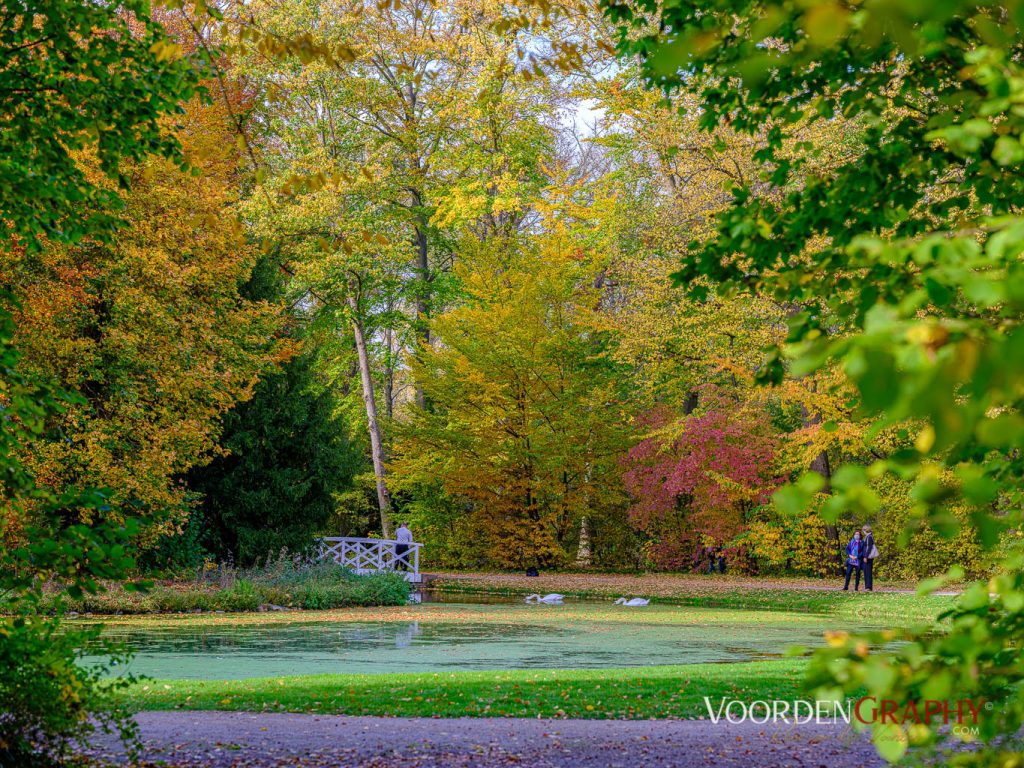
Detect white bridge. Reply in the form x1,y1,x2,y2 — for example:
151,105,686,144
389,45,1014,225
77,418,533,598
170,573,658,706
316,537,422,583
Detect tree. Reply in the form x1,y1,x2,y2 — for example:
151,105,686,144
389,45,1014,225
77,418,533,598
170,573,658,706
176,258,360,565
236,0,566,532
580,75,792,407
622,394,782,569
1,2,205,761
3,80,282,546
0,0,202,250
393,233,630,568
604,0,1024,761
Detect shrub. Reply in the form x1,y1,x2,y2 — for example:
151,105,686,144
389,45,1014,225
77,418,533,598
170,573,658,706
791,514,839,577
737,508,839,577
52,555,411,615
217,580,262,612
0,617,135,768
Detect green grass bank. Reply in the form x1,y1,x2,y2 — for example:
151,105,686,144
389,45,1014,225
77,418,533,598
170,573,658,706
428,573,955,624
117,659,810,719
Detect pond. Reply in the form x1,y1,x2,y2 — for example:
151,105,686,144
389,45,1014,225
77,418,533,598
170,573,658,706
79,599,867,680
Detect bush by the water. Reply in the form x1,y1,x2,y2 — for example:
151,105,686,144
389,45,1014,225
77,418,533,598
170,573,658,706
55,557,410,615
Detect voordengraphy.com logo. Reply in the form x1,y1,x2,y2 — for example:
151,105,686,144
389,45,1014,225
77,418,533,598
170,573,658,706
703,697,983,726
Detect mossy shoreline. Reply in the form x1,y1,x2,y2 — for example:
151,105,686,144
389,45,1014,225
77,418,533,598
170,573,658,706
426,578,954,625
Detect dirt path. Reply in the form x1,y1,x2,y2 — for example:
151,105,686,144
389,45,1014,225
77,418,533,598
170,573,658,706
426,571,959,596
88,712,885,767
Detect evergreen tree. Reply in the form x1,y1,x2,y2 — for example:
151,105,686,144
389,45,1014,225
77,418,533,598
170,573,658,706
185,260,361,565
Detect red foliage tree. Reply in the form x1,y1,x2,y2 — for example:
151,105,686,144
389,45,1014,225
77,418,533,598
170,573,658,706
622,395,782,569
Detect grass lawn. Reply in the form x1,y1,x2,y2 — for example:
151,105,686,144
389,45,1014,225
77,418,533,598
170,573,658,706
116,658,812,719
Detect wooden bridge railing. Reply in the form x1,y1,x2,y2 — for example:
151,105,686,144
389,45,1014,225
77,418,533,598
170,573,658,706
316,537,422,583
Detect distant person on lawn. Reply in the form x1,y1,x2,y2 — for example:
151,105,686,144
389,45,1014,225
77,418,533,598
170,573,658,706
843,531,864,591
395,522,413,572
860,524,878,591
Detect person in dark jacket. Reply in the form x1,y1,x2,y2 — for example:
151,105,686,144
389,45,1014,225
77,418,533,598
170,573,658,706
706,545,718,574
860,524,877,591
842,531,864,591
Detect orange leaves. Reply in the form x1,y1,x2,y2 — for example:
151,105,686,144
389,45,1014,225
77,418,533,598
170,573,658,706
8,93,284,545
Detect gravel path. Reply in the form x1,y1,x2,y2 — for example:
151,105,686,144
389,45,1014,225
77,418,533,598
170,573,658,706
88,712,886,767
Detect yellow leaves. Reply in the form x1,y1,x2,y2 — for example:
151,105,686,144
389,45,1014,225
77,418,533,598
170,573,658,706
825,630,850,648
60,676,84,706
431,174,532,231
802,3,850,48
149,40,182,62
238,26,358,67
9,91,284,545
905,322,950,355
746,520,789,568
360,230,388,247
915,425,936,454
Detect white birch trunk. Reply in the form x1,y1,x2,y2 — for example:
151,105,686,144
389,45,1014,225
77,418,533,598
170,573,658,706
347,288,393,539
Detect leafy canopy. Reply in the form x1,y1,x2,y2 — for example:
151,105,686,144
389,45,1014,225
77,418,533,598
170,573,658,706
0,0,203,249
602,0,1024,760
1,1,207,761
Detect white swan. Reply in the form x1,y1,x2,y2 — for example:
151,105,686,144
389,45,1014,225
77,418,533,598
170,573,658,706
525,593,565,604
614,597,650,606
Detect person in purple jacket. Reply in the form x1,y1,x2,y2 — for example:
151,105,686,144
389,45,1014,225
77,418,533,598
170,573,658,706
842,530,865,591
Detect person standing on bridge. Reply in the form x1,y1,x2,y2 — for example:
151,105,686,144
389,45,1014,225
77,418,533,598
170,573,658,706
395,522,413,572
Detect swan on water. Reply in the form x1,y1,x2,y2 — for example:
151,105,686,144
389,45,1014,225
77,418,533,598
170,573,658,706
614,597,650,606
525,593,565,604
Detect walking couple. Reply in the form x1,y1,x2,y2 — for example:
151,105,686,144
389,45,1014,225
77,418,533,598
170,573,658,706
843,525,878,591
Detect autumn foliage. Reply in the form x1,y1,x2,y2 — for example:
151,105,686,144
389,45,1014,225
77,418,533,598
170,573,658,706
621,396,782,569
392,236,630,569
2,86,283,546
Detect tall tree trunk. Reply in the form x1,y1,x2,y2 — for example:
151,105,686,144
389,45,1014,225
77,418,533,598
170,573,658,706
410,187,431,411
575,516,592,566
682,389,699,415
384,324,395,419
347,287,392,539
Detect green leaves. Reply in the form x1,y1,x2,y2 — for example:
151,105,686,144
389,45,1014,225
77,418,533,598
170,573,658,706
873,723,909,763
0,0,202,251
772,472,824,517
924,118,993,156
604,0,1024,760
916,565,964,597
991,136,1024,166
